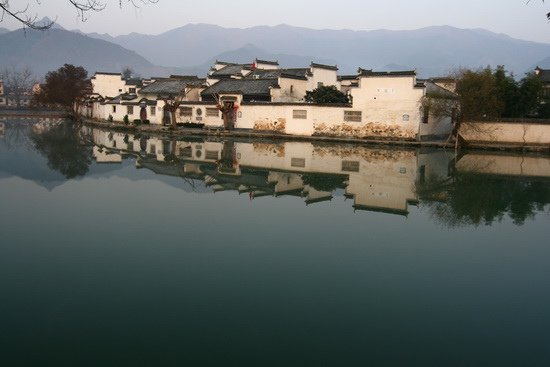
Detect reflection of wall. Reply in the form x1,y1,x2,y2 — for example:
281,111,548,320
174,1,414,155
84,126,453,214
457,153,550,178
93,146,122,163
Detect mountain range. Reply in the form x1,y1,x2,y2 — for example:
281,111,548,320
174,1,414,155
1,19,550,79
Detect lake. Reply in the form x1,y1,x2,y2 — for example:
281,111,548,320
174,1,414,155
1,118,549,366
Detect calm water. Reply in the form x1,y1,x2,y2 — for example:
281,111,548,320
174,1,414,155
1,118,549,366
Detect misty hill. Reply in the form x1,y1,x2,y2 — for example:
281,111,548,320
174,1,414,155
0,26,180,78
88,23,550,77
0,27,9,35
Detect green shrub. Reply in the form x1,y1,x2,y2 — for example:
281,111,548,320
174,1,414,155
123,114,129,124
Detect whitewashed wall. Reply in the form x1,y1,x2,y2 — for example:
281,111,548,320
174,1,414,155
91,74,126,98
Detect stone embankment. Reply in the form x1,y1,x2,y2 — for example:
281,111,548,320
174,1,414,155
82,118,451,149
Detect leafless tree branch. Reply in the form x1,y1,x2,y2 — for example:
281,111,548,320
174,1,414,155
0,0,159,30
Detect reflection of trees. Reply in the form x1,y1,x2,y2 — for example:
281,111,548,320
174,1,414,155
1,121,34,151
31,122,92,179
421,173,550,227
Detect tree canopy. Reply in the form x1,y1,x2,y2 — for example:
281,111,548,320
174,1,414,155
455,66,546,120
33,64,89,117
305,85,350,104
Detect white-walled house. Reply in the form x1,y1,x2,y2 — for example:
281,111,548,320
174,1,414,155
91,72,127,99
86,60,456,141
0,79,6,106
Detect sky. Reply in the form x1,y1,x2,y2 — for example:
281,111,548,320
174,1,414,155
2,0,550,43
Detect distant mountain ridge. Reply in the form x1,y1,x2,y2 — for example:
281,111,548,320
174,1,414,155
2,21,550,79
85,23,550,77
0,24,182,78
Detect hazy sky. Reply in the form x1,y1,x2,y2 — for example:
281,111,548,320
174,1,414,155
2,0,550,43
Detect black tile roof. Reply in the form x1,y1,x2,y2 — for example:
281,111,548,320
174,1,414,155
310,62,338,71
255,59,279,66
424,81,457,98
243,68,310,80
338,75,359,81
536,67,550,83
211,64,251,77
125,78,143,86
358,68,416,77
201,78,279,97
139,77,202,95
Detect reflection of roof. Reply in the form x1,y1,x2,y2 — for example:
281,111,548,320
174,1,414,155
201,79,279,96
139,77,203,95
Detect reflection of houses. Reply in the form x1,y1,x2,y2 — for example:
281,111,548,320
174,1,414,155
83,127,454,215
86,58,457,141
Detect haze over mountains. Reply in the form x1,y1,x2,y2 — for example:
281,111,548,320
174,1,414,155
2,19,550,79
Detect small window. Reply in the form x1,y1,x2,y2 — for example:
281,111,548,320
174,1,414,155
179,107,192,117
118,89,122,92
150,144,156,155
342,161,360,172
423,106,430,124
290,85,294,94
344,111,362,122
206,107,219,117
112,105,116,113
205,150,219,160
127,106,134,115
129,88,136,94
150,106,156,116
293,109,307,119
402,114,410,122
0,98,3,103
451,108,458,124
291,158,306,168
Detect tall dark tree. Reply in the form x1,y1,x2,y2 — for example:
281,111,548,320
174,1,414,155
455,67,502,120
305,85,350,104
518,72,543,117
31,122,93,179
33,64,89,118
493,66,520,118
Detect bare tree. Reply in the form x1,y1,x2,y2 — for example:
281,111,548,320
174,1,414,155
0,0,159,30
1,66,35,107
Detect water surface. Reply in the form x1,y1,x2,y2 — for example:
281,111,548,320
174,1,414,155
1,119,549,366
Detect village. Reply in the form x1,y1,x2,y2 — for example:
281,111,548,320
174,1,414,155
2,59,550,148
81,59,457,142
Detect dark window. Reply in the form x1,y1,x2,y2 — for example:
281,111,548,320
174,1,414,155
423,106,430,124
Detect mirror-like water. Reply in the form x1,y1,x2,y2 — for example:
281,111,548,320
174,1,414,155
1,118,549,366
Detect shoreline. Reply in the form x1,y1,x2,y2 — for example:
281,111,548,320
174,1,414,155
82,118,550,153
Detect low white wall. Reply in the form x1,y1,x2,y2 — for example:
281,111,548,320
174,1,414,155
460,121,550,145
